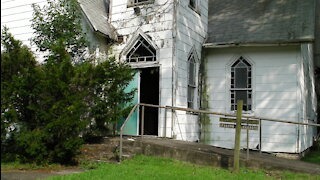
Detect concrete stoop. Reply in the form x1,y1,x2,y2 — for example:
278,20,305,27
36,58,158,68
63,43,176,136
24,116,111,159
80,136,320,174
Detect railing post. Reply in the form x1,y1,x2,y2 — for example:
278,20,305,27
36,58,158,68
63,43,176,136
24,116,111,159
120,130,123,163
233,100,243,173
164,108,167,137
119,104,139,163
246,118,249,160
259,118,262,153
141,105,145,139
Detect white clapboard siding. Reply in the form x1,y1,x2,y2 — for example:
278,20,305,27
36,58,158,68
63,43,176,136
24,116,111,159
109,0,176,137
173,0,208,142
1,0,48,61
204,45,304,153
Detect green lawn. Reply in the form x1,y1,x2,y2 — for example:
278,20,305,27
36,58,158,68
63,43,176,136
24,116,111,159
46,155,320,180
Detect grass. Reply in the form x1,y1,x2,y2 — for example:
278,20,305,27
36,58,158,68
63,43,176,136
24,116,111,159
1,162,74,171
302,149,320,165
45,155,320,180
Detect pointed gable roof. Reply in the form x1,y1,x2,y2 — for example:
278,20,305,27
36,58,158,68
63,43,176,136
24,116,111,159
78,0,117,41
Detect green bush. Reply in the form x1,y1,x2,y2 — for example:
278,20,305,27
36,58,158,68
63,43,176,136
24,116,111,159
1,30,135,165
1,0,135,165
1,30,86,164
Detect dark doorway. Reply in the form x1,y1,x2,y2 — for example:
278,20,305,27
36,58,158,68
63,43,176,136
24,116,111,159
139,67,159,136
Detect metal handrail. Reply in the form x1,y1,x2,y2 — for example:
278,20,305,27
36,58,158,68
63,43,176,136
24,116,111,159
139,103,320,127
119,104,139,162
118,103,320,162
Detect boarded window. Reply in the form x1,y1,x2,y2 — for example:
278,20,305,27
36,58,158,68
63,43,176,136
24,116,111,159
126,36,156,63
231,57,252,111
188,51,197,109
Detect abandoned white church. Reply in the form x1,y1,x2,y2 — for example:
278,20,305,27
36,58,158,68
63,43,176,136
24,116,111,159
1,0,319,154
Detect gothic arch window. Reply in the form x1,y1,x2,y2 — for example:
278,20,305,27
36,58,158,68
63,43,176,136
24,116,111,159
126,35,156,63
188,50,197,109
231,56,252,111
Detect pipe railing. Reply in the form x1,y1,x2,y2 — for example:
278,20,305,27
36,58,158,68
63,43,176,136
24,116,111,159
119,103,320,162
119,104,139,162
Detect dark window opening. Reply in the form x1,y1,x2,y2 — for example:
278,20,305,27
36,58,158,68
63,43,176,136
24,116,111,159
135,0,149,3
126,36,156,63
189,0,196,9
188,51,197,109
231,57,252,111
103,0,110,16
139,67,159,136
129,0,153,7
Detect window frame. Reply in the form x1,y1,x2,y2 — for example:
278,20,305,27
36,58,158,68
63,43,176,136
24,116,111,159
126,35,157,63
230,56,253,112
188,0,199,13
187,50,197,109
128,0,154,7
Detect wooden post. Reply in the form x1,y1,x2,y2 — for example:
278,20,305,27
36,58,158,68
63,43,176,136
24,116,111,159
259,119,262,153
141,106,145,139
246,120,249,160
164,108,167,137
233,100,243,173
119,131,123,163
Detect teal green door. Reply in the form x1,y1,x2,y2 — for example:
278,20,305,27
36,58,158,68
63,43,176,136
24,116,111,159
117,71,140,135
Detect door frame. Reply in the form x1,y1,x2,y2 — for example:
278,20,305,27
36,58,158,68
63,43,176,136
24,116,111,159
133,64,161,136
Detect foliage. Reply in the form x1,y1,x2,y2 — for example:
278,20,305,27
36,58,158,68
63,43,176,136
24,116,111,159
302,150,320,165
1,0,135,164
46,155,320,180
1,28,42,161
31,0,87,62
1,29,86,164
84,57,136,137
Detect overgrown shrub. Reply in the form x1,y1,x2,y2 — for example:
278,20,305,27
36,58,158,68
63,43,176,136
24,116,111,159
1,0,135,165
85,57,136,137
1,28,42,161
1,30,135,164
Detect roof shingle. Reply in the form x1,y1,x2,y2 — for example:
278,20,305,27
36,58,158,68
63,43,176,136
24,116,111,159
78,0,117,41
206,0,315,45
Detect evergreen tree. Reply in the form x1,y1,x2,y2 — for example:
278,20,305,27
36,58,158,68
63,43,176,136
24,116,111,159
1,0,135,164
1,28,42,161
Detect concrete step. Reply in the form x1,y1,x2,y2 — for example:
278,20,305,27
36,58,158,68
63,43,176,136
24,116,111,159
123,146,142,154
79,136,142,162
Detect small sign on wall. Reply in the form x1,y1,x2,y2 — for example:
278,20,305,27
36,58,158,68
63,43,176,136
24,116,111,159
219,117,259,130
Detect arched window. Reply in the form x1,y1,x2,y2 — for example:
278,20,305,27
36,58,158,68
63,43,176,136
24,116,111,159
188,51,197,109
231,56,252,111
126,36,156,63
